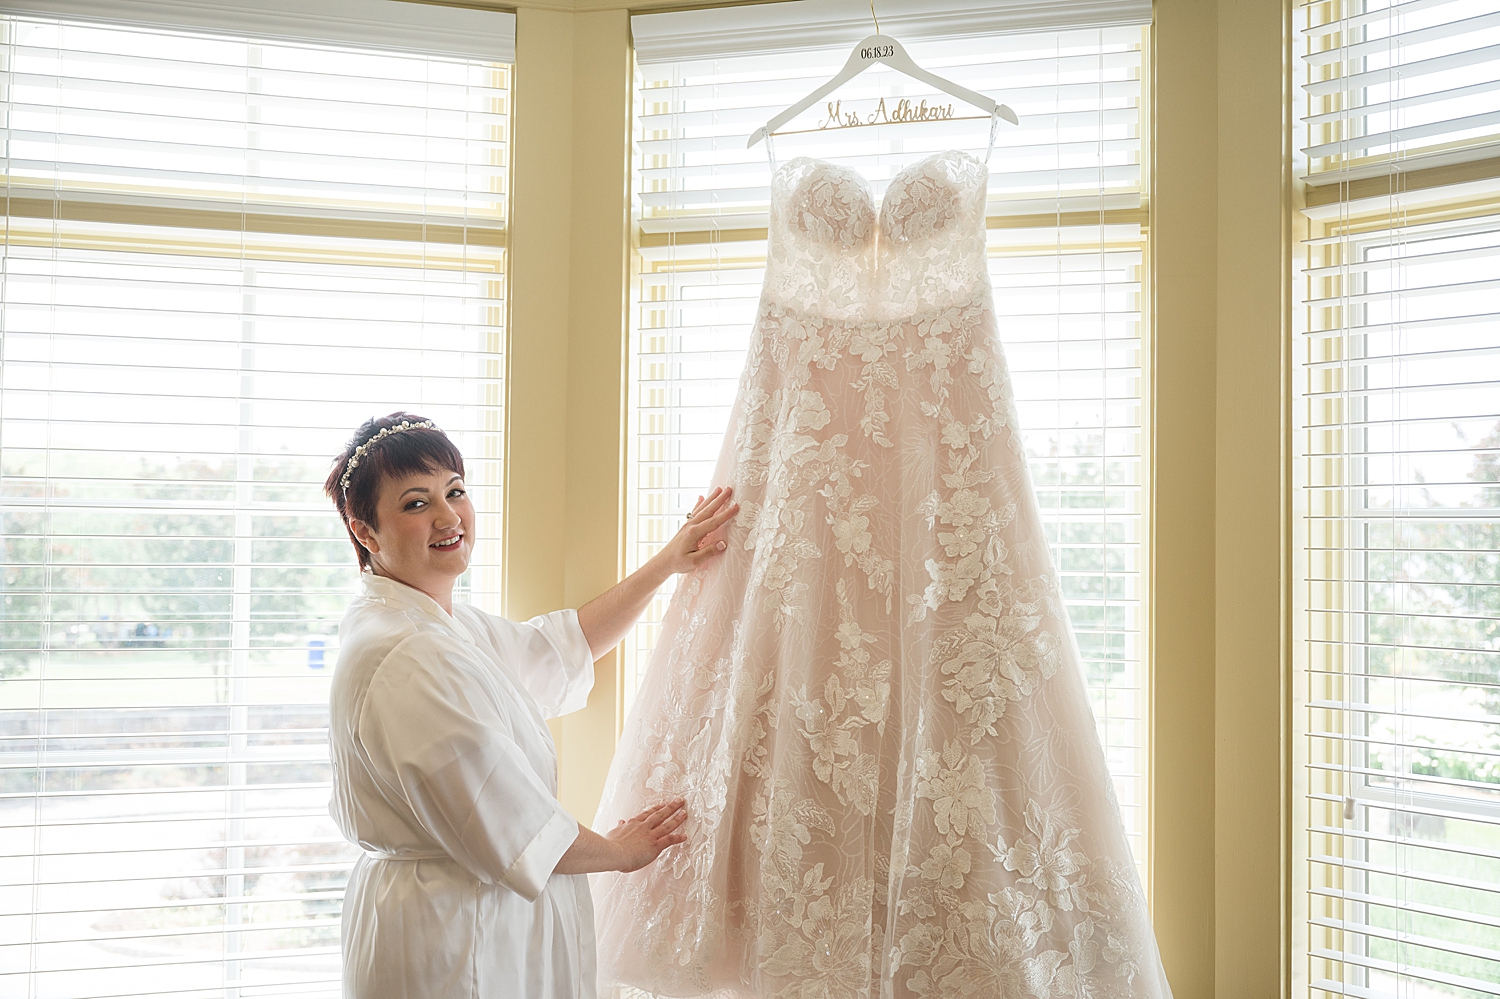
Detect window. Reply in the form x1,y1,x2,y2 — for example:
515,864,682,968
625,1,1152,873
1296,1,1500,995
0,3,513,995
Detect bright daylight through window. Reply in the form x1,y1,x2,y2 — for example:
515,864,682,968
624,12,1152,873
1297,0,1500,994
0,5,512,996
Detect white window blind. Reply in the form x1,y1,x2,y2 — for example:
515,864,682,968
1297,2,1500,996
0,4,513,996
625,8,1151,873
1301,0,1500,182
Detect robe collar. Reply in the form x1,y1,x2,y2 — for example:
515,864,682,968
357,571,455,624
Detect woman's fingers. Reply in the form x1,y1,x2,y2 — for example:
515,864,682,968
638,799,685,828
687,502,740,543
648,808,688,850
688,539,729,562
644,804,687,844
687,486,732,525
605,800,689,872
623,803,671,832
687,507,738,557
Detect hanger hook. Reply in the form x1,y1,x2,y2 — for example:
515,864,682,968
868,0,880,34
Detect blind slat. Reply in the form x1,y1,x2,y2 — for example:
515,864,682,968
16,946,342,976
631,0,1150,63
1303,7,1500,65
0,982,341,999
1309,701,1500,727
1,0,514,62
1306,792,1500,830
1302,0,1462,37
3,862,357,890
6,836,352,859
1308,852,1500,898
1309,824,1500,863
24,918,344,949
1301,40,1500,98
1308,916,1500,966
29,891,347,919
1309,760,1500,797
1306,732,1500,766
1307,948,1500,998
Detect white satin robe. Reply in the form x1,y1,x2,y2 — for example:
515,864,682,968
329,572,596,999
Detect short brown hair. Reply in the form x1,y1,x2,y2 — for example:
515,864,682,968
324,412,465,569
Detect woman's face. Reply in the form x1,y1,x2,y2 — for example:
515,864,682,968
349,466,474,600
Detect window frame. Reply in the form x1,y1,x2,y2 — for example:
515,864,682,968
1292,0,1500,981
621,13,1159,890
0,7,515,995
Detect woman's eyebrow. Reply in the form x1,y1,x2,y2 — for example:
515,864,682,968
400,476,460,498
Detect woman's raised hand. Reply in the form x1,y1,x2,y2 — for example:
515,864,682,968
574,486,739,659
653,486,739,576
606,798,689,873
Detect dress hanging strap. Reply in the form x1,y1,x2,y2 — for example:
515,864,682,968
765,129,778,172
985,106,1002,165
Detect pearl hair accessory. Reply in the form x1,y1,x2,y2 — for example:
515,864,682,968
339,419,438,492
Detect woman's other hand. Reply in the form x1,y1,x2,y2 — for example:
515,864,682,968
606,798,688,873
553,798,688,875
651,486,739,577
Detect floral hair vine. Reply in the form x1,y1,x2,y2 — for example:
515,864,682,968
339,420,438,492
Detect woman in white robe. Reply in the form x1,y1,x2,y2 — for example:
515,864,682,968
321,413,738,999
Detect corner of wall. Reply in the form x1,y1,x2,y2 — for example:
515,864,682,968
558,7,634,824
1213,0,1290,995
506,7,578,625
1150,0,1219,993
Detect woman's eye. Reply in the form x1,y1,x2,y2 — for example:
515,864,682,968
449,488,466,499
405,500,425,511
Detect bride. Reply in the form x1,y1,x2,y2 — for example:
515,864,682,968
320,413,739,998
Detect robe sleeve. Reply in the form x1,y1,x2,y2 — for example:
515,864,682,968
480,608,595,719
357,634,579,901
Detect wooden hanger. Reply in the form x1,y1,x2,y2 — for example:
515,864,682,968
746,27,1017,149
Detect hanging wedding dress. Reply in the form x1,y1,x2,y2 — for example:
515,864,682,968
593,150,1171,999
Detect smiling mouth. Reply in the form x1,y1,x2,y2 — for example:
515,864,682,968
431,535,463,550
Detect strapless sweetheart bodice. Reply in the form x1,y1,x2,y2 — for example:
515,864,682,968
765,149,992,321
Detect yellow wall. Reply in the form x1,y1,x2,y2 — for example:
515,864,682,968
560,7,634,816
489,0,1294,994
1150,0,1219,991
1151,1,1291,993
1213,2,1291,997
505,7,574,628
506,6,634,819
